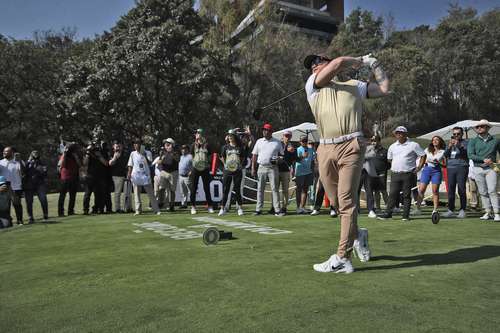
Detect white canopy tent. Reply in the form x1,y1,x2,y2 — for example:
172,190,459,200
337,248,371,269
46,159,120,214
417,120,500,140
272,122,320,142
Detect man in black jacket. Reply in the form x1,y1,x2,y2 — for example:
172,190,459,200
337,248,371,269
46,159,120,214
24,151,48,222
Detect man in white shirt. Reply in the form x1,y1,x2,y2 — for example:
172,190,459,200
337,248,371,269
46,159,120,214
0,147,24,224
378,126,425,221
251,123,284,216
127,139,161,216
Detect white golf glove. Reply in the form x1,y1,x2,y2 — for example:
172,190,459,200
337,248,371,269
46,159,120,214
360,53,378,68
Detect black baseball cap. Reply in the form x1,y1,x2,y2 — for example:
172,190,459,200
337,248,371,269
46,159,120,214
303,54,332,70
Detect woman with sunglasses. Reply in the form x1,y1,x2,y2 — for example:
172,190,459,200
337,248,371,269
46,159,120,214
414,136,446,220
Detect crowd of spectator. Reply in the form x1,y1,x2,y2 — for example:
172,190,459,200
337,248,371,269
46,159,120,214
0,119,498,229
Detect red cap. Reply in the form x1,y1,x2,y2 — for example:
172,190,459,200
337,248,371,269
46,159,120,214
262,123,272,131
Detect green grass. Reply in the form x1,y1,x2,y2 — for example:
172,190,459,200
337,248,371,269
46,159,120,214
1,194,500,333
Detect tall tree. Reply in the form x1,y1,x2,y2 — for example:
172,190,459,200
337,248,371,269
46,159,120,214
60,0,239,146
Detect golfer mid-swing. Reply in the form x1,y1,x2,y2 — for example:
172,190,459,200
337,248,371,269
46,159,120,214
304,53,389,273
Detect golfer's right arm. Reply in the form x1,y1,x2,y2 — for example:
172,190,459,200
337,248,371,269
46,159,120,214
314,56,362,87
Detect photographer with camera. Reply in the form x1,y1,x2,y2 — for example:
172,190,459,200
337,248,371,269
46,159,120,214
57,143,81,217
251,123,284,216
443,127,469,218
153,138,179,212
24,150,48,222
82,142,108,215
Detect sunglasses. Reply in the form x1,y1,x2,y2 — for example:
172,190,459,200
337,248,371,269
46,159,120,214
311,57,329,68
452,133,462,136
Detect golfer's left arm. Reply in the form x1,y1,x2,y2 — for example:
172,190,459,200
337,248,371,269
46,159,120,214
367,62,389,98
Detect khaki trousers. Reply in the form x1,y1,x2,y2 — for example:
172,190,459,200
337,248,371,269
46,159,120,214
133,183,160,213
154,170,179,207
317,138,366,259
256,165,280,212
278,171,291,209
468,178,480,208
112,176,125,211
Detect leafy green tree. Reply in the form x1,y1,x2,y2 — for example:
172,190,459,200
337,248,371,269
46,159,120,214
60,0,239,147
0,30,79,155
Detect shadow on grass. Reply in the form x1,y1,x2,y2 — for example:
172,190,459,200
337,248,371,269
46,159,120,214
357,245,500,271
40,220,62,224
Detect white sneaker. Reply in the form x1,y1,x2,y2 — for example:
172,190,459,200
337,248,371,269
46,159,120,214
310,209,320,216
208,207,214,214
480,212,492,220
218,208,226,216
156,211,161,216
457,210,466,219
410,208,422,216
134,211,140,216
330,209,338,218
494,214,500,222
353,228,371,262
313,254,354,273
442,210,455,218
368,210,377,218
190,207,197,215
237,208,244,216
296,208,305,214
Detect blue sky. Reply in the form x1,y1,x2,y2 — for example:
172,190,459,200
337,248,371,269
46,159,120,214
0,0,498,40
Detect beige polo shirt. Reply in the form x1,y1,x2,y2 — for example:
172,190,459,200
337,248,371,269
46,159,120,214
305,74,367,139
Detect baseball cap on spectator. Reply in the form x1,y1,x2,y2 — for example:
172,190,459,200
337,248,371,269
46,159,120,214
393,126,408,133
165,138,175,145
284,130,292,137
195,128,204,134
262,123,272,131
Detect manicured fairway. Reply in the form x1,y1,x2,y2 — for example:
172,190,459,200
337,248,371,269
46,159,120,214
1,194,500,332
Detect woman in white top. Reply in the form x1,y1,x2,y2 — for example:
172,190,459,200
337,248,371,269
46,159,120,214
415,136,446,217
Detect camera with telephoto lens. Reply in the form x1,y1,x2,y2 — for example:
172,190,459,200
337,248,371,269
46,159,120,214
270,156,279,165
86,142,100,156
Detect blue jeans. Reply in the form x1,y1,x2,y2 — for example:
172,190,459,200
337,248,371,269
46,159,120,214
25,184,48,219
446,166,468,211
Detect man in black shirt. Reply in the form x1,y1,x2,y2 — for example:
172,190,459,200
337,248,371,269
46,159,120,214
370,136,389,211
277,131,296,214
82,142,108,214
